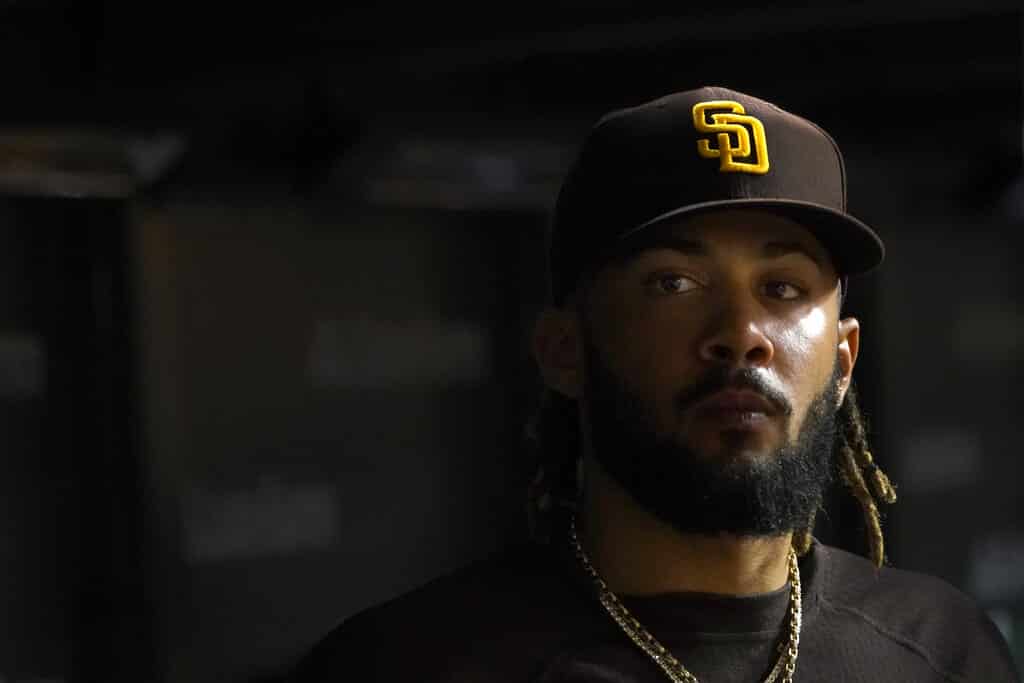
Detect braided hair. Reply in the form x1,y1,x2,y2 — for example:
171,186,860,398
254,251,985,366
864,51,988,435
525,382,897,569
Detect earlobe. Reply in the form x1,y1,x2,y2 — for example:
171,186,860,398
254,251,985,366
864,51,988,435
532,308,584,399
836,317,861,403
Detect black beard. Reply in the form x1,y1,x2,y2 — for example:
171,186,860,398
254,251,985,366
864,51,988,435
583,337,840,538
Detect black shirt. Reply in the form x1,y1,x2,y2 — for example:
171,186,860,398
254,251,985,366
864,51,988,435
288,539,1020,682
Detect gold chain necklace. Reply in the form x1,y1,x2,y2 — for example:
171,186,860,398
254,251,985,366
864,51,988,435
569,516,802,683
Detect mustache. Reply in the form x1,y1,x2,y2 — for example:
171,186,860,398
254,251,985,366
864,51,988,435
675,368,792,417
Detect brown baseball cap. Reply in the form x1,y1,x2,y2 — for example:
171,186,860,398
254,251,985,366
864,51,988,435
548,85,884,304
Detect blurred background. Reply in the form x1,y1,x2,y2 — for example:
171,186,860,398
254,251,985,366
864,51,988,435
0,1,1021,681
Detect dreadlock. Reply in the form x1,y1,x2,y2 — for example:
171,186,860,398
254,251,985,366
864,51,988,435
525,382,897,569
830,382,898,567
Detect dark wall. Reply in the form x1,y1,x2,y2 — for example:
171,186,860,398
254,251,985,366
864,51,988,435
0,3,1020,681
0,197,151,681
132,200,545,679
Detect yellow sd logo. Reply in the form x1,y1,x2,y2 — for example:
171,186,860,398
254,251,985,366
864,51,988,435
692,100,770,174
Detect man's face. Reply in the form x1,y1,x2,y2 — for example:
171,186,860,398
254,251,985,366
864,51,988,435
575,209,857,536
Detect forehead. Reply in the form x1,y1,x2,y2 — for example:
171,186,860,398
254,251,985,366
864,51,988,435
616,208,836,271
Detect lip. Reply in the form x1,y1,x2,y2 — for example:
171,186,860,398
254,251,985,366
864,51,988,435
695,389,777,416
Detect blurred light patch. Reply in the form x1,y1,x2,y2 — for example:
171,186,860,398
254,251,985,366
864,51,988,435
953,306,1024,368
183,481,339,563
341,132,571,210
0,332,45,399
473,153,521,193
969,532,1024,603
308,319,490,388
998,175,1024,221
0,130,184,197
898,429,982,494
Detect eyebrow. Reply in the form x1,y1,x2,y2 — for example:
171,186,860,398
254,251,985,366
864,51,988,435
630,236,706,256
761,241,825,268
631,237,825,269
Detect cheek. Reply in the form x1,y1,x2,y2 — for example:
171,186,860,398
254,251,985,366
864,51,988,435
774,308,836,435
596,310,699,414
799,308,828,339
628,321,704,424
774,308,830,369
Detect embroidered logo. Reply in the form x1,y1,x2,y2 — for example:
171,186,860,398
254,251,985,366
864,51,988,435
692,100,770,174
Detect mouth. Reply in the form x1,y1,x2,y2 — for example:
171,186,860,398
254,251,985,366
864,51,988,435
691,389,779,430
698,389,777,413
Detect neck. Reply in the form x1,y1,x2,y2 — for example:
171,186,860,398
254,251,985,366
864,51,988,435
578,457,794,597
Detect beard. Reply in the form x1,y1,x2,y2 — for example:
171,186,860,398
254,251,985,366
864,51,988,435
582,337,840,538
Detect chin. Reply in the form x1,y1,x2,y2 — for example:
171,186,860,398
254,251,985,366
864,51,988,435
689,431,779,463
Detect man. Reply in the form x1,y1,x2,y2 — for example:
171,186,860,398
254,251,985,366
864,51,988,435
288,87,1020,682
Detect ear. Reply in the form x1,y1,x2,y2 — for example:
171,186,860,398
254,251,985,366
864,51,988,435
836,317,860,404
532,307,584,399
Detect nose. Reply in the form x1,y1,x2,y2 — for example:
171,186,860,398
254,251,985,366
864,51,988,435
698,296,775,368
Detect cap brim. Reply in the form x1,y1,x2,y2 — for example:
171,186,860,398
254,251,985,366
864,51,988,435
621,198,885,276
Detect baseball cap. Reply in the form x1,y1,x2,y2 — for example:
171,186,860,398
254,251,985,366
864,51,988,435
548,85,885,305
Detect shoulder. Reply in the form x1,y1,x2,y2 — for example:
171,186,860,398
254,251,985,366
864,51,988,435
812,542,1019,682
815,542,981,619
287,542,586,682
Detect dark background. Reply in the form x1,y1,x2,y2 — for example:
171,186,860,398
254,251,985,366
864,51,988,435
0,1,1021,681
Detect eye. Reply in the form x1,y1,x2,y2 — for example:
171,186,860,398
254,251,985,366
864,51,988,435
649,274,700,295
763,281,805,300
